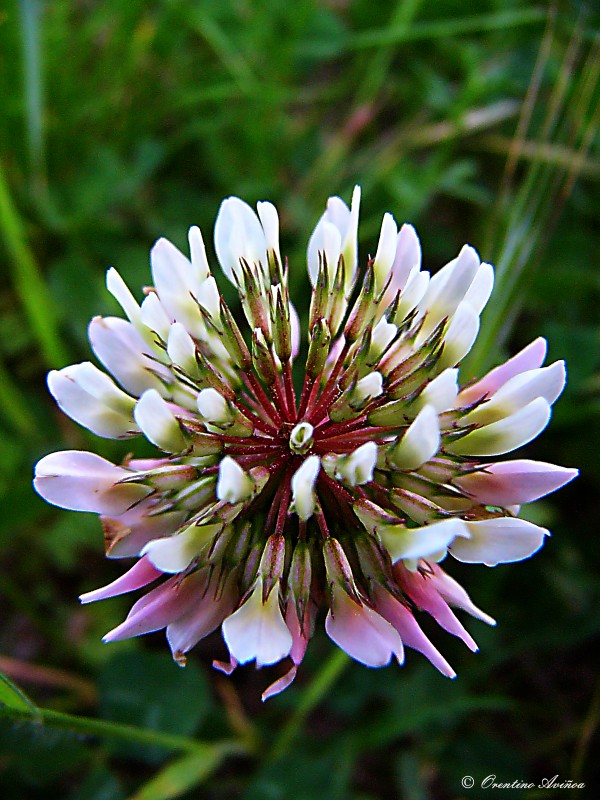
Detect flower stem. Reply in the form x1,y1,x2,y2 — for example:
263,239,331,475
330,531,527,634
0,702,245,756
269,648,350,761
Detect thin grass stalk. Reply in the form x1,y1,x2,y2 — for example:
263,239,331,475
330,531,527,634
0,161,68,368
18,0,47,201
464,16,598,377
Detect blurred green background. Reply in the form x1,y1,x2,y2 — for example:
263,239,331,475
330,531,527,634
1,0,599,798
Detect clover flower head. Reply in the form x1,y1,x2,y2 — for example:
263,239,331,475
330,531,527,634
34,188,577,700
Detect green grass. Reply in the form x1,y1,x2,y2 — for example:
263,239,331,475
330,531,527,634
0,1,599,798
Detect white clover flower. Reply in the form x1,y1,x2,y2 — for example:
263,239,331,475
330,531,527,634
34,187,577,700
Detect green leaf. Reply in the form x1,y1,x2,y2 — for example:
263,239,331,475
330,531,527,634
0,670,39,714
128,746,229,800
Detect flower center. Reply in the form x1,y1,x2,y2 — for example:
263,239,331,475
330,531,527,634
289,421,314,455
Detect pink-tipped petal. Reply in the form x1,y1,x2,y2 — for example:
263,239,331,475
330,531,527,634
395,564,478,652
103,572,204,642
34,451,150,514
79,555,162,604
89,316,171,397
455,460,578,506
262,666,298,702
166,573,237,657
459,337,547,405
426,562,496,626
375,588,455,678
103,504,186,560
325,587,404,667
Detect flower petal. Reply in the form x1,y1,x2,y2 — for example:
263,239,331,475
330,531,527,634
222,582,292,666
448,397,551,456
34,451,149,514
388,405,440,470
454,460,578,506
79,555,162,604
214,197,267,283
379,518,469,563
134,390,187,453
449,517,549,566
48,363,137,439
325,586,404,667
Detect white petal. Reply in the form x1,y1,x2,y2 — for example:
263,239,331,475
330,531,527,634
256,201,281,265
320,221,342,281
33,450,149,514
291,455,320,520
335,441,377,486
106,268,141,326
214,197,267,283
188,225,210,284
150,238,205,335
423,244,480,318
134,389,187,452
395,267,430,321
415,369,459,413
289,301,301,360
373,213,398,291
167,323,198,374
307,196,349,286
196,275,221,320
341,185,361,290
222,582,292,666
390,224,421,293
379,518,469,563
353,371,383,405
448,397,551,456
463,262,494,315
450,517,549,566
388,405,440,470
142,523,220,573
370,318,397,361
438,302,480,369
216,456,254,504
197,388,232,426
48,364,137,438
89,316,170,396
140,293,172,341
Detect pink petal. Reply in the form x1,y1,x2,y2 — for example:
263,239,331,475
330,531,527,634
103,571,204,642
425,562,496,626
34,450,150,514
394,565,478,652
459,337,547,405
166,574,237,657
212,656,238,676
103,505,186,559
262,666,298,702
325,587,404,667
79,555,162,604
374,587,455,677
285,602,314,667
455,460,578,506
